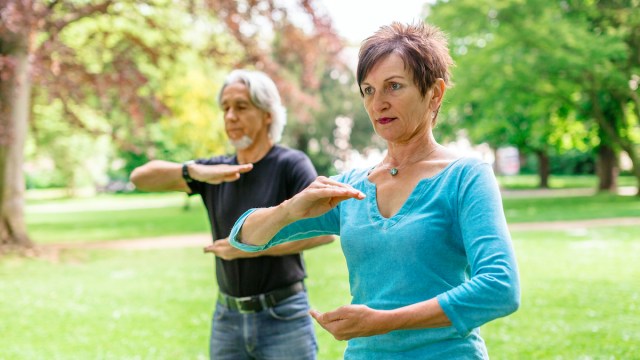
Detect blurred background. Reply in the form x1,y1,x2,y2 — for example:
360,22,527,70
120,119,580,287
1,1,639,359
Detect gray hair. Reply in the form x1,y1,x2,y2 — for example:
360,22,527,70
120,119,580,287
217,69,287,143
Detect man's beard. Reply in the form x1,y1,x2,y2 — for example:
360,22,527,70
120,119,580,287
230,135,253,150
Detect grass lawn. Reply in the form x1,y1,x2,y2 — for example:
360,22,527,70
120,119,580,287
2,226,639,359
484,227,640,358
26,193,208,244
497,174,636,190
503,193,640,223
6,183,639,358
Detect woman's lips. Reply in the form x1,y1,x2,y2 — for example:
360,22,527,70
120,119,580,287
377,117,396,124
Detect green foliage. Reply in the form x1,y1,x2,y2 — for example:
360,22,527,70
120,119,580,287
517,149,597,175
428,0,639,176
295,68,374,175
27,1,237,191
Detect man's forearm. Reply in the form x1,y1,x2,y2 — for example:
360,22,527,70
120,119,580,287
130,160,190,192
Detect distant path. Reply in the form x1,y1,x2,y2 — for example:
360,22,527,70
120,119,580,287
45,216,640,251
48,233,211,251
508,217,640,231
501,186,637,198
38,187,638,251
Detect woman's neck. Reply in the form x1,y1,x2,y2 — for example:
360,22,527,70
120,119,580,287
385,134,439,168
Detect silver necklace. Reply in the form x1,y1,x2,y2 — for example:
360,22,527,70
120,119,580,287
383,145,439,177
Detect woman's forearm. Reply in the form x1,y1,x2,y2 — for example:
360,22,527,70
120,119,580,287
238,200,297,246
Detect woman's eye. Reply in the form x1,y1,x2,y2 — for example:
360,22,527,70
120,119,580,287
363,87,374,95
390,83,401,90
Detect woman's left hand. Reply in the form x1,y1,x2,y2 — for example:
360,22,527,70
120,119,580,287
310,305,390,340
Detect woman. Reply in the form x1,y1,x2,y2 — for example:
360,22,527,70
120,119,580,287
229,22,520,359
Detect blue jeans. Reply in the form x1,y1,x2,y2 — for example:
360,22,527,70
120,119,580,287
209,291,318,360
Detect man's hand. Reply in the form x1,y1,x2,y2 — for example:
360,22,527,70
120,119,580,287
190,163,253,184
203,238,249,260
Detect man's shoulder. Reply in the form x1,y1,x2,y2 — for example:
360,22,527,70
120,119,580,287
273,145,307,158
270,145,310,162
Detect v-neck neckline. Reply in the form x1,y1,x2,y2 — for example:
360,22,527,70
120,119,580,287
363,158,461,228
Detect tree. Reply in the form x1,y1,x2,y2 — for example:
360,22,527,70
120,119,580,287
201,0,359,175
1,0,351,250
429,0,639,193
1,0,190,250
565,0,640,194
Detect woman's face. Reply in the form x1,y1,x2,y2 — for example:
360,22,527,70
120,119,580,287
360,53,440,144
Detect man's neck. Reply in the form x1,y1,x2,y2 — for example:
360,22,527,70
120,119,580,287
236,138,274,164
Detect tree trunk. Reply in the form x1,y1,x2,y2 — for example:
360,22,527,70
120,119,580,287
589,87,640,197
536,150,550,189
0,34,33,250
595,144,618,192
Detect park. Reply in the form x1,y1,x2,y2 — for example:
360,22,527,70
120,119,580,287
1,1,640,359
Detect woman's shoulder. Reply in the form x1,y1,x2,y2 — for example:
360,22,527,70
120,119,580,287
449,156,489,169
330,167,371,188
432,155,493,182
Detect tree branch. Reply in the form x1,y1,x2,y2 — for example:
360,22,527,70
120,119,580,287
50,1,114,32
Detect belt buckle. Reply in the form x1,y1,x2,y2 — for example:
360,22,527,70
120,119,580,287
235,296,260,313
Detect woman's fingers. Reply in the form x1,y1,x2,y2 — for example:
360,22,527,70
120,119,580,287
307,177,366,199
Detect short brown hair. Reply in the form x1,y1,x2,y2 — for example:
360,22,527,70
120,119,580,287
357,22,454,98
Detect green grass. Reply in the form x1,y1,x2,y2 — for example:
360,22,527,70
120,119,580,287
0,242,350,360
484,227,640,358
3,227,639,359
26,193,208,243
7,186,640,359
497,174,636,190
25,191,640,244
503,193,640,223
0,248,215,360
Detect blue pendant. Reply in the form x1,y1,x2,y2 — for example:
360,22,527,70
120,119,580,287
389,168,399,176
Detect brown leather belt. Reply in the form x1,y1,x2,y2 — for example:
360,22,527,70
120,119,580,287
218,281,305,313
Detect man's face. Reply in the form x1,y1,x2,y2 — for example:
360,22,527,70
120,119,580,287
220,82,272,150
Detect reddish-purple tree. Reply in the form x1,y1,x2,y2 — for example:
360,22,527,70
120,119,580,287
0,0,348,251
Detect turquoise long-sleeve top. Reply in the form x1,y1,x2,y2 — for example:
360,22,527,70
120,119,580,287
230,157,520,359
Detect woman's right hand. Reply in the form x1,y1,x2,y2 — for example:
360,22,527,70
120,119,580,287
237,176,365,247
284,176,366,221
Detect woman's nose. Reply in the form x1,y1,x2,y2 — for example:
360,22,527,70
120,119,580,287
372,92,389,113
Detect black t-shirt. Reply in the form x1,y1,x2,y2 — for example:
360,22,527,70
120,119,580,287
188,145,318,297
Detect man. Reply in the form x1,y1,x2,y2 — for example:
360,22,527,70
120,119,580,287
130,69,333,360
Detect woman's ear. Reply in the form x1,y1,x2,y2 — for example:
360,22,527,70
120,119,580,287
430,78,447,110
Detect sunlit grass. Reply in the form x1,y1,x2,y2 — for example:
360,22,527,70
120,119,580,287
11,183,640,358
503,193,640,223
0,248,215,360
26,195,208,244
483,227,640,358
2,227,639,359
497,174,636,190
